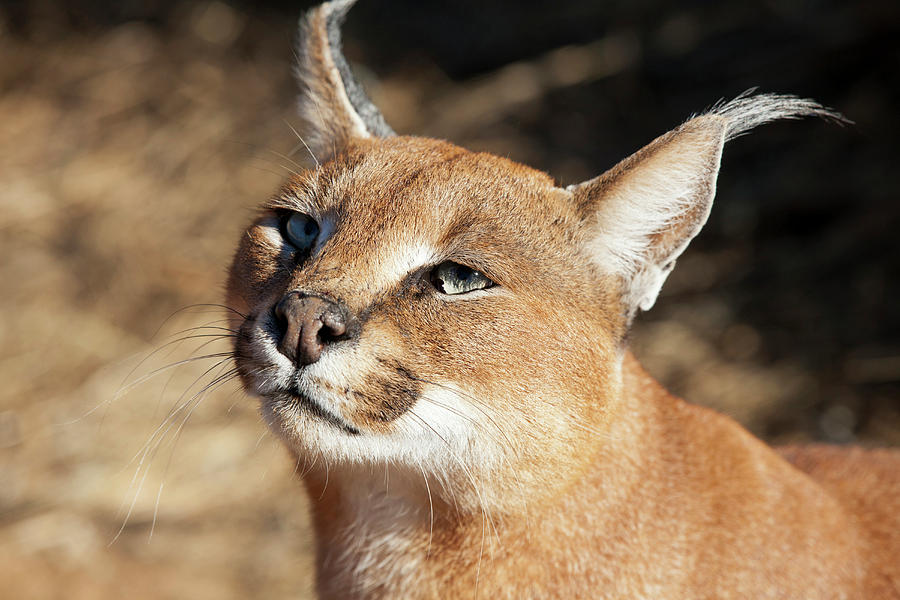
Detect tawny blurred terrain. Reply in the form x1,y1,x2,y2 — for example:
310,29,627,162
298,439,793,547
1,1,897,598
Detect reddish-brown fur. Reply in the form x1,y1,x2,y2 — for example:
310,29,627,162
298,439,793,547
224,2,899,598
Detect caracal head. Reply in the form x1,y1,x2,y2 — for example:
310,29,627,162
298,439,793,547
225,0,840,492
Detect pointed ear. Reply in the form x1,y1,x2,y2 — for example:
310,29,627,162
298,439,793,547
295,0,394,162
570,94,843,319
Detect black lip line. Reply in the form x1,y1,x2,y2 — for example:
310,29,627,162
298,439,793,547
287,391,360,435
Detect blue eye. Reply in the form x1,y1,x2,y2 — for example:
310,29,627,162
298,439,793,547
284,213,319,252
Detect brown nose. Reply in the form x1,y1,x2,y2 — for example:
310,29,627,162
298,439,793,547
274,292,355,365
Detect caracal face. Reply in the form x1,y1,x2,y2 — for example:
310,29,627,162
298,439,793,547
226,135,622,477
215,4,900,598
224,0,840,500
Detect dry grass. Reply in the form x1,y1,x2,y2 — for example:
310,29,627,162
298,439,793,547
0,11,323,598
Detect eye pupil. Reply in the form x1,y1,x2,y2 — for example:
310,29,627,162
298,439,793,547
430,261,494,295
284,212,320,252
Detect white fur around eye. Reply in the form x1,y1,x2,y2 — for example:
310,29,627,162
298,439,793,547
255,217,285,250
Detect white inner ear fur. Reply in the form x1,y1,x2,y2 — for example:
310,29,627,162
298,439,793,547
577,117,727,313
309,14,371,142
295,7,370,162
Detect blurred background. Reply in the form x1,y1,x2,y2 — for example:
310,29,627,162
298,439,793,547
0,0,897,597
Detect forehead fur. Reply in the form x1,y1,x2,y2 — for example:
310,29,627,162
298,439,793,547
280,136,586,288
291,137,566,223
322,135,560,198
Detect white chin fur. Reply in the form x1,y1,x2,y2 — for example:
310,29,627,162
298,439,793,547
260,381,490,471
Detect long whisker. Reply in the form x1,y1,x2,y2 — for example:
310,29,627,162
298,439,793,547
409,374,517,455
254,428,270,451
299,450,320,480
166,366,240,459
60,350,234,429
102,301,248,545
149,480,164,543
119,357,234,477
111,352,234,409
417,459,434,557
475,506,485,600
125,333,236,382
247,163,295,180
283,119,320,168
407,408,503,561
149,367,241,541
267,143,308,172
226,137,313,173
149,303,246,340
151,333,237,419
411,408,495,599
113,363,237,545
118,362,237,541
250,154,302,177
416,393,529,521
318,454,331,501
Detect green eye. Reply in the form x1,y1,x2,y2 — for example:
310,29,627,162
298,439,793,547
430,261,495,295
284,213,319,252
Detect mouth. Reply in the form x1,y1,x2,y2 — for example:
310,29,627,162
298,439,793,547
286,390,361,436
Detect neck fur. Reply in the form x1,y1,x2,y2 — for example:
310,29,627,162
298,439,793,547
299,352,666,597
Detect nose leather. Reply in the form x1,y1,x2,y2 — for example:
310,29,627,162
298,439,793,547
274,292,353,365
